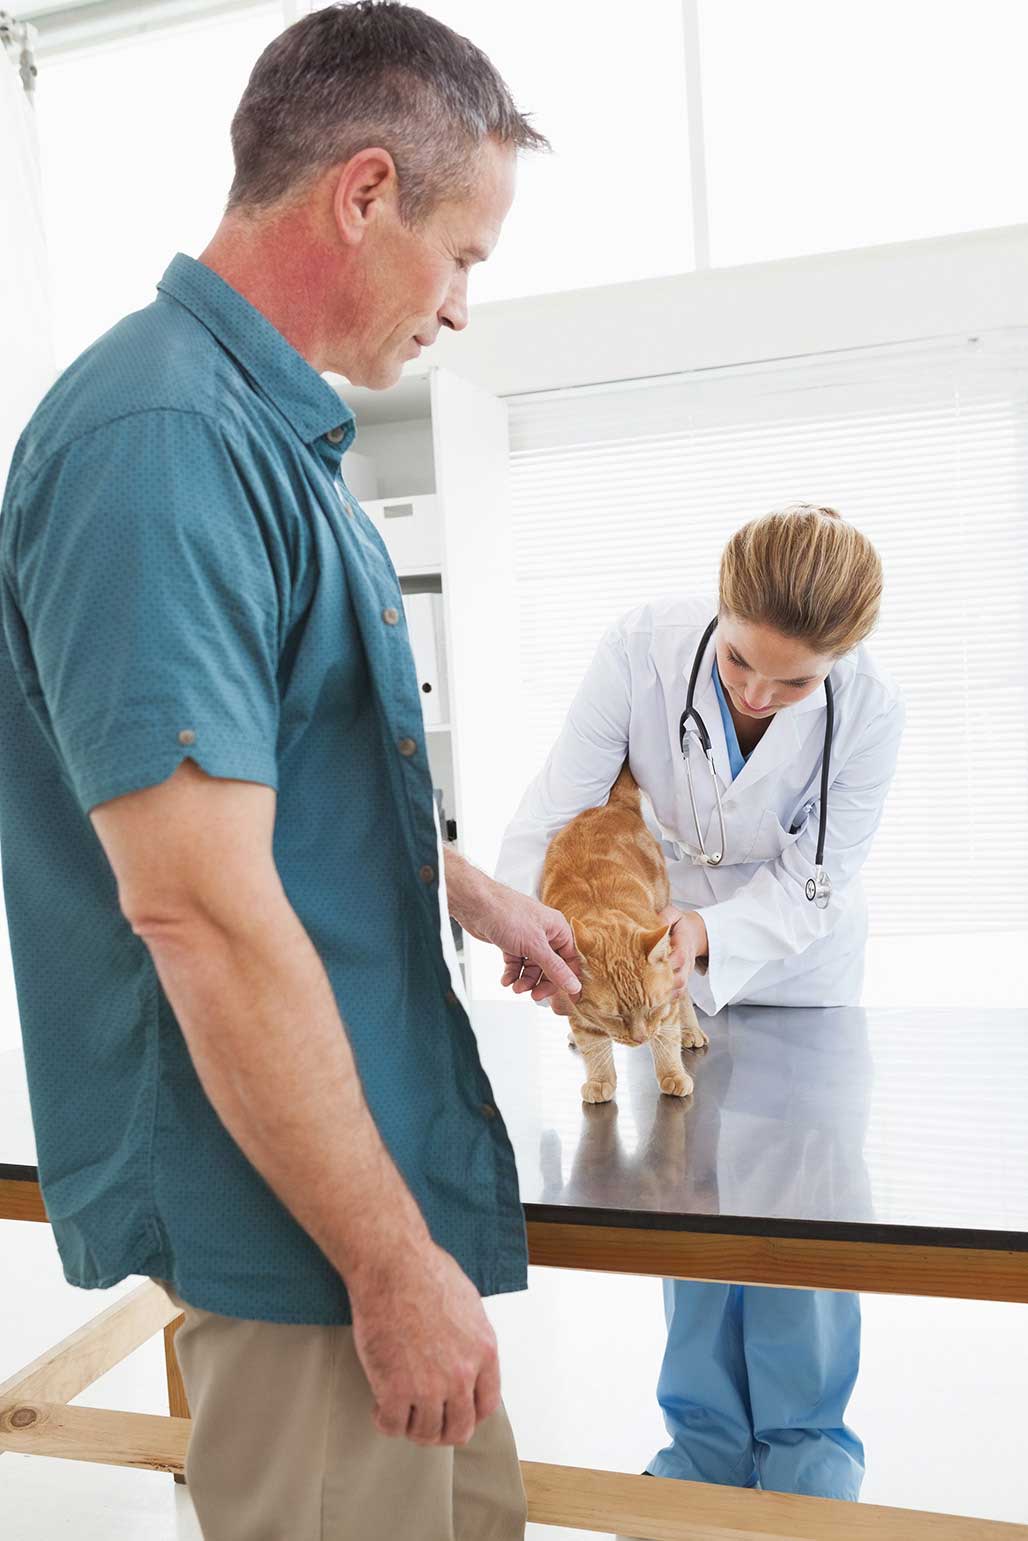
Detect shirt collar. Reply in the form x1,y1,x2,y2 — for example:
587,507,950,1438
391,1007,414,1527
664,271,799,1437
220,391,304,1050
156,252,356,455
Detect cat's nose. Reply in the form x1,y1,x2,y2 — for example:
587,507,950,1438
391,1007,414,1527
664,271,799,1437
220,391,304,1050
629,1025,648,1044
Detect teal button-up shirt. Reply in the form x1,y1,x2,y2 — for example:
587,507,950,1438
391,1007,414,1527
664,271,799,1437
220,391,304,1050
0,253,527,1324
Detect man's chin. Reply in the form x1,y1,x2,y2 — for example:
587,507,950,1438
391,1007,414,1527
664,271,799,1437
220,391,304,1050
349,358,405,392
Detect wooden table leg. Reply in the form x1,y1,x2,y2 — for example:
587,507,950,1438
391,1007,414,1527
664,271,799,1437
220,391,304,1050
163,1316,189,1485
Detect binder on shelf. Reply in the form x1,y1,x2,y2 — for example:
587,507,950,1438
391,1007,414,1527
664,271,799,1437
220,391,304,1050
402,591,447,726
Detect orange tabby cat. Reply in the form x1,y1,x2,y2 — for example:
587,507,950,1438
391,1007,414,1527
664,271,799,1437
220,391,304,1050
540,762,709,1104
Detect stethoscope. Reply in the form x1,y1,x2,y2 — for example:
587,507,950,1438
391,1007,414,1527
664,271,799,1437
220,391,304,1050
678,617,834,909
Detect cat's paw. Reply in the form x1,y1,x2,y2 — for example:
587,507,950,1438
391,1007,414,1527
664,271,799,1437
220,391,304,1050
582,1078,616,1104
659,1070,694,1098
681,1020,710,1051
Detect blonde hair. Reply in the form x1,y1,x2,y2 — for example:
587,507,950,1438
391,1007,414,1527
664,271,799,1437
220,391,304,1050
718,503,882,656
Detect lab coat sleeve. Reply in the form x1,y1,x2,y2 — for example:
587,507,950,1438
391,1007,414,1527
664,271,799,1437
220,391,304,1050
699,694,906,1011
494,626,632,896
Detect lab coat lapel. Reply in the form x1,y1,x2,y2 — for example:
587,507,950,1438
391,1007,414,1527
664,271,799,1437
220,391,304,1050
728,707,803,797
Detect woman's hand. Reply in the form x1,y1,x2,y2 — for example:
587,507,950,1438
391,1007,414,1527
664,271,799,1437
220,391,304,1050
660,905,708,998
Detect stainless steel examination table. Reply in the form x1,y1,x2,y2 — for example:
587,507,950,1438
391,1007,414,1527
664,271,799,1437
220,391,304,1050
3,1002,1028,1538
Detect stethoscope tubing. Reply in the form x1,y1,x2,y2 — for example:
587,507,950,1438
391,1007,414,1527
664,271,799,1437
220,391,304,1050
677,616,834,898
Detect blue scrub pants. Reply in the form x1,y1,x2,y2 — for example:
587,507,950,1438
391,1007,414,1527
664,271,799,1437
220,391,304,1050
648,1279,864,1499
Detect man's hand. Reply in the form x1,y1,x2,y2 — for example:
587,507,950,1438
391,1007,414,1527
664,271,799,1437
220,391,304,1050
443,848,582,1003
660,905,708,998
349,1242,500,1447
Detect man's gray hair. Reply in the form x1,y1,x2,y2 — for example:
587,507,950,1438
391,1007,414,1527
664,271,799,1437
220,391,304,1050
227,1,549,222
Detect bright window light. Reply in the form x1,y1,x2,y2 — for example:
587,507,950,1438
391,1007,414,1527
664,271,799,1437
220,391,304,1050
700,0,1028,266
419,0,694,302
35,4,283,367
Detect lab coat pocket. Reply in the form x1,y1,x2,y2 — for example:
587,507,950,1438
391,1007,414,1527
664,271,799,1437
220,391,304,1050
743,807,809,863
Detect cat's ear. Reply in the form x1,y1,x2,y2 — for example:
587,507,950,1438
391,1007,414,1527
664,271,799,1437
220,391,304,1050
568,918,594,958
640,925,673,966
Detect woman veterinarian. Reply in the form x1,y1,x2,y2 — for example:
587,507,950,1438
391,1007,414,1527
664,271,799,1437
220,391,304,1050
494,504,904,1501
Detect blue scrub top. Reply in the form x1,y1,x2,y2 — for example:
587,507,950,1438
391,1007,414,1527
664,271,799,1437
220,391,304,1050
712,662,749,781
0,253,527,1325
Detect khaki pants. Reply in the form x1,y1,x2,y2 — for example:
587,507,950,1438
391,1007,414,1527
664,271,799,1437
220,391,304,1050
155,1281,527,1541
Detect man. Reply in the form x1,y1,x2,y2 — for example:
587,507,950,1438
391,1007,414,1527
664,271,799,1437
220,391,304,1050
0,5,580,1537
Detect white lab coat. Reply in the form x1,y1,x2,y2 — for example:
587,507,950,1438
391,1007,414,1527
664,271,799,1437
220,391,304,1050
495,594,905,1014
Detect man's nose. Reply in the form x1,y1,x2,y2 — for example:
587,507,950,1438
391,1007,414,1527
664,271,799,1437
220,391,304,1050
439,273,469,333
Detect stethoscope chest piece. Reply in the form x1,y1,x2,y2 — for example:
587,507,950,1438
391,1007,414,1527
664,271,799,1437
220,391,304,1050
805,866,832,910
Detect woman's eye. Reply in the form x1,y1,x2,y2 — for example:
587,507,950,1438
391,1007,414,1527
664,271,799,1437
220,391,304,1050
729,652,747,669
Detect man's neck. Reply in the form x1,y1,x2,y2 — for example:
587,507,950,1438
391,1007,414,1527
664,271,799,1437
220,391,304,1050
198,211,342,376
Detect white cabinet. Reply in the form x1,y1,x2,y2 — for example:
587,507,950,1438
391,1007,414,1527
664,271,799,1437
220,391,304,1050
327,364,524,998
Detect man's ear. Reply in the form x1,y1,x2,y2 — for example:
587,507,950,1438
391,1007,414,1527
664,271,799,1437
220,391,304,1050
641,924,673,966
331,147,398,247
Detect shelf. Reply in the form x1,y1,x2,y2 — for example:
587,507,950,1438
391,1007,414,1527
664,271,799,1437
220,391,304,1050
326,365,432,427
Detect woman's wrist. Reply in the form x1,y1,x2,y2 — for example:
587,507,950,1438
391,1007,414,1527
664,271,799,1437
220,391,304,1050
684,910,709,960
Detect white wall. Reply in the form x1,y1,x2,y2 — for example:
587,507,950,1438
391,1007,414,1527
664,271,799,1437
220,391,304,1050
432,223,1028,399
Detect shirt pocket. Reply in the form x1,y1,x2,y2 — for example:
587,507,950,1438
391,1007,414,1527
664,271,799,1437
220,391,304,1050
742,805,811,864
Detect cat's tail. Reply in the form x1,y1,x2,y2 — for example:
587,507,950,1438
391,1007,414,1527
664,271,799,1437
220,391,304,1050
608,758,640,808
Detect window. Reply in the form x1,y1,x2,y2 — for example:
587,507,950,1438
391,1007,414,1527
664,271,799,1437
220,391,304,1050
700,0,1028,266
419,0,694,303
34,3,283,366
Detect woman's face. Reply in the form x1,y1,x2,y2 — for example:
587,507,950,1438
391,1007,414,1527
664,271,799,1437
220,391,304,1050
716,614,835,719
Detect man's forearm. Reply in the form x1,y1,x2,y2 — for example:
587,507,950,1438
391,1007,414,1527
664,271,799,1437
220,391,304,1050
443,845,498,938
135,896,431,1288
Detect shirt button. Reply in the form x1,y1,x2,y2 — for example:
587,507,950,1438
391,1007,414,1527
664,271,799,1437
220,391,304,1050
382,607,400,625
326,425,345,444
398,737,417,757
419,864,436,884
177,729,196,746
445,989,458,1006
480,1103,497,1120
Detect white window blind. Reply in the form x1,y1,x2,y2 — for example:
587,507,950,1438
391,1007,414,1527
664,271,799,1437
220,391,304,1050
506,331,1028,936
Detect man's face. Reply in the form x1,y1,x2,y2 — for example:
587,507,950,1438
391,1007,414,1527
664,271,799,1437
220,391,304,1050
334,138,516,388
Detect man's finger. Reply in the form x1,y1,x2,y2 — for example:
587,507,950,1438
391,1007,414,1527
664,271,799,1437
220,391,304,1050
534,941,582,996
512,963,543,993
500,960,522,986
372,1397,411,1440
406,1397,446,1446
474,1356,502,1426
441,1391,477,1448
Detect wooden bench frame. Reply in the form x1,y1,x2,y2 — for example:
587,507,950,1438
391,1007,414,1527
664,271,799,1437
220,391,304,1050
3,1176,1028,1539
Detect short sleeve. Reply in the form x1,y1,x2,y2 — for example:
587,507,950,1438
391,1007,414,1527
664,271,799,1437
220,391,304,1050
6,410,282,814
